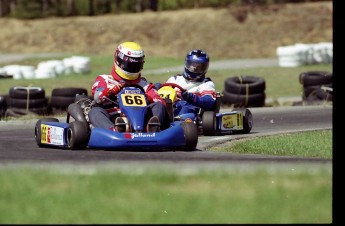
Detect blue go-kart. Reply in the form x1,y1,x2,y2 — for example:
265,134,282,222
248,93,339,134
157,83,253,136
35,84,198,151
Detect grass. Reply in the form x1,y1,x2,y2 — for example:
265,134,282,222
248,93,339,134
0,165,332,224
208,130,332,158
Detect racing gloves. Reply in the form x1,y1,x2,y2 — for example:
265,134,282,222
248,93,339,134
181,91,215,110
181,91,194,102
94,84,123,104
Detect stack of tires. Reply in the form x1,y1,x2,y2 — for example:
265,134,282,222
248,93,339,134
4,86,50,117
222,75,266,107
299,71,332,103
50,87,89,114
0,95,7,120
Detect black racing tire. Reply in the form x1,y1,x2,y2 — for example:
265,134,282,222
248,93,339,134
0,95,7,119
51,87,88,97
316,87,332,101
29,106,51,115
35,118,60,147
233,108,253,134
222,90,266,107
224,76,265,94
9,97,48,108
50,96,76,109
303,83,332,99
66,121,89,150
303,85,321,98
305,90,322,102
9,87,45,99
202,111,216,136
8,106,51,116
299,71,332,86
181,122,198,151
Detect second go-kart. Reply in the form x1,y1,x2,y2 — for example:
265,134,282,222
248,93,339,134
34,84,198,151
157,83,253,136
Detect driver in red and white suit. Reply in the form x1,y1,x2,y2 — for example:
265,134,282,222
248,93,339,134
88,41,170,132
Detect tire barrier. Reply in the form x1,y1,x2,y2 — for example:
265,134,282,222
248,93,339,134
50,87,88,114
222,75,266,107
4,86,51,117
299,71,333,102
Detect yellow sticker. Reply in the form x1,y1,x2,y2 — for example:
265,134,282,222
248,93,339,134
221,113,243,130
157,86,177,102
121,94,146,106
41,124,48,143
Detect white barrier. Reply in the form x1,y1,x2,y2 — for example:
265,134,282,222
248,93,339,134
20,65,36,79
0,56,91,80
276,42,332,67
2,65,23,80
69,56,91,74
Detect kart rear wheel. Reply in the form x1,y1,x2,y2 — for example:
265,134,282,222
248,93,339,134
66,121,89,150
35,118,59,147
181,122,198,151
202,111,216,136
235,108,253,134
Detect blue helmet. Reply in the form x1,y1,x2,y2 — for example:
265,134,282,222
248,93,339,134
183,49,209,82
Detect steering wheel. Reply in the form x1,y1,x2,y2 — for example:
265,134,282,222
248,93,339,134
159,83,186,93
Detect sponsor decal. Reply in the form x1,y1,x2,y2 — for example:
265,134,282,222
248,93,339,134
41,124,64,145
124,133,156,139
222,115,236,129
124,89,141,94
221,113,243,130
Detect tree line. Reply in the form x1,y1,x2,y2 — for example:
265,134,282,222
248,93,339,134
0,0,329,19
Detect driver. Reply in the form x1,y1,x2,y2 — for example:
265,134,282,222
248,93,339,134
163,49,217,120
88,41,170,132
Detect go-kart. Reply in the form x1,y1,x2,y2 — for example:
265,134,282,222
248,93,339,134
34,84,198,151
157,83,253,136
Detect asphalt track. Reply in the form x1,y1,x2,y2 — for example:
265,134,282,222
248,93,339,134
0,105,332,164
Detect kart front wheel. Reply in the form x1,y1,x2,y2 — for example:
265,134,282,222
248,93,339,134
202,111,216,136
35,118,60,147
67,121,89,150
181,122,198,151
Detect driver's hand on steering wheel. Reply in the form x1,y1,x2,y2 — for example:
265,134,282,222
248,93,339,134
176,89,183,99
109,83,124,95
181,91,195,102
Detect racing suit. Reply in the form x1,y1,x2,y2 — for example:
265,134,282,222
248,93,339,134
88,65,170,129
165,74,217,120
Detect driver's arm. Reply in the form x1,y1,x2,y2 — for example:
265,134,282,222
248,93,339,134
92,75,123,104
145,83,167,106
182,91,216,110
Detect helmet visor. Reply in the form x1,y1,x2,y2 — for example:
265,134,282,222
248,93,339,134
115,54,144,73
185,60,208,74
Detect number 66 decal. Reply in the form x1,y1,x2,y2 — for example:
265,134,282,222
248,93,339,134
121,94,147,106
